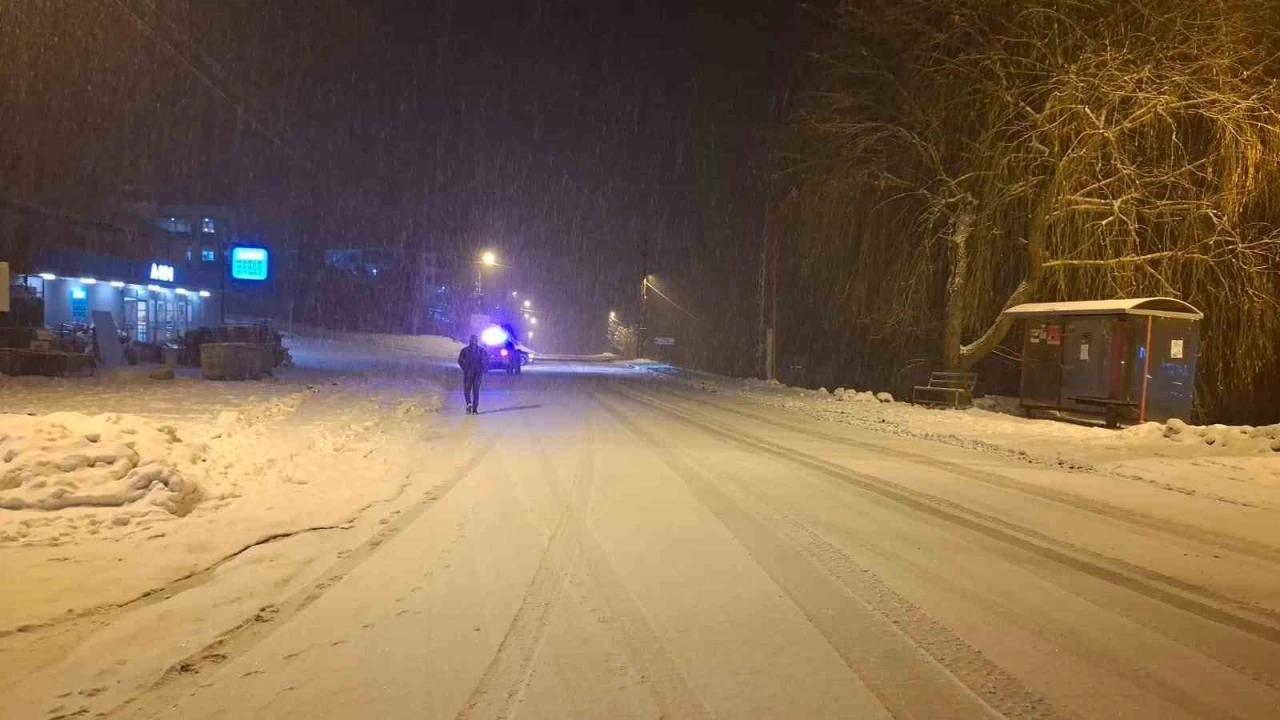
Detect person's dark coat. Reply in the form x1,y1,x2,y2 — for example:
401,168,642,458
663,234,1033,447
458,344,488,374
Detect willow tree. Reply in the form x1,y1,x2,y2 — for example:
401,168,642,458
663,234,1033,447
784,0,1280,414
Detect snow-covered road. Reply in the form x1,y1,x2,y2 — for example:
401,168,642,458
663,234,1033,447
4,346,1280,719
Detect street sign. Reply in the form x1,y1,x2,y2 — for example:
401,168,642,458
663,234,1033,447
653,336,675,346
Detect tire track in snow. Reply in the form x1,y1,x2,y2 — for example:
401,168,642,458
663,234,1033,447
457,402,711,720
620,387,1280,647
620,388,1280,716
598,391,1050,720
104,439,496,720
661,387,1280,566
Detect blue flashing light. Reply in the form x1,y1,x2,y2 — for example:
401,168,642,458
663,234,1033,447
481,326,508,347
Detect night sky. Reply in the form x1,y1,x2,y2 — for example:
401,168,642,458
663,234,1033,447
1,0,798,361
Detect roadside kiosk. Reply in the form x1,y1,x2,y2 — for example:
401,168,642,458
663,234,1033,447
1002,298,1202,427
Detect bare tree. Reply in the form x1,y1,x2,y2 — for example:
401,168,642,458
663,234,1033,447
784,0,1280,413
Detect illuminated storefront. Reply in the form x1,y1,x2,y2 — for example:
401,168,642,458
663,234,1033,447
20,253,220,343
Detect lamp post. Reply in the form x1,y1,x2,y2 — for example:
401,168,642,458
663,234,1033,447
475,251,497,303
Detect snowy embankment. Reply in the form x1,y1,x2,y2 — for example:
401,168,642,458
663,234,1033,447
669,374,1280,507
0,334,455,632
0,412,201,516
284,326,464,358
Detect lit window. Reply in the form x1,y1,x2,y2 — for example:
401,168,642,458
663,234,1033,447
202,218,216,233
157,217,191,234
202,249,216,262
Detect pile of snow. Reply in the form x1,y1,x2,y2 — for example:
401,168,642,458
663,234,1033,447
1131,418,1280,453
286,328,464,359
664,370,1280,501
0,412,206,530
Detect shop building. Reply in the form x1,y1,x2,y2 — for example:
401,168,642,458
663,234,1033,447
2,199,224,344
18,251,221,343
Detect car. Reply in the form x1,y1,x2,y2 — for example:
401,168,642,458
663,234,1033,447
487,343,529,374
479,325,530,374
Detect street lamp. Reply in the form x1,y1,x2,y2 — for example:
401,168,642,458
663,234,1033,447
609,310,617,321
511,291,518,297
530,316,538,325
475,251,498,301
522,299,531,309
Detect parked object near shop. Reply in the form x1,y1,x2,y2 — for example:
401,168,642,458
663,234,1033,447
0,348,94,377
196,323,289,380
1004,298,1202,427
200,342,276,380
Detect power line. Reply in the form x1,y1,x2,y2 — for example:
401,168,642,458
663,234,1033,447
644,278,703,325
102,0,290,149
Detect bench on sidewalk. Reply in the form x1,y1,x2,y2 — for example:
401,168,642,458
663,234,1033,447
1066,395,1138,429
911,371,978,409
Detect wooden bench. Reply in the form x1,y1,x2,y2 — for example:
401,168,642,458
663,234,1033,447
1066,395,1138,429
911,372,978,408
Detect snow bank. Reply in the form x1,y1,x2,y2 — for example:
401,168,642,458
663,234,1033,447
0,412,206,537
1134,418,1280,453
285,328,463,358
660,371,1280,503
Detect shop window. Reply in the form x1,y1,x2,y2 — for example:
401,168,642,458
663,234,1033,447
202,218,216,233
134,300,149,343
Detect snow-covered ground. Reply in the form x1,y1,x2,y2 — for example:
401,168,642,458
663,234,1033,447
3,340,1278,719
0,334,458,633
660,371,1280,508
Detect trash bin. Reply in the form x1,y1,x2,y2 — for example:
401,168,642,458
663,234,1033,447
200,342,273,380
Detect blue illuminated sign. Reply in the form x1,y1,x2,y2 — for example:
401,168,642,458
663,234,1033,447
70,286,88,322
231,247,269,281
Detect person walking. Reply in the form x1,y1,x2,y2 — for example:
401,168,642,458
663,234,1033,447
457,334,488,414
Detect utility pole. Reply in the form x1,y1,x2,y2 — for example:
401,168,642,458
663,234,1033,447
636,238,648,359
757,205,777,381
768,212,778,382
757,205,768,378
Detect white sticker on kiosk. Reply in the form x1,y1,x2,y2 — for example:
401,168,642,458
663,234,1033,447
1171,339,1184,359
1079,343,1089,361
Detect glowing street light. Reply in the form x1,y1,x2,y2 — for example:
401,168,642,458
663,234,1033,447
528,331,535,339
481,251,497,266
511,291,518,297
609,310,617,320
530,316,538,325
522,299,531,309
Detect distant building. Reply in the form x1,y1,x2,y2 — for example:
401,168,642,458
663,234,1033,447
314,246,452,333
126,201,285,325
323,247,440,287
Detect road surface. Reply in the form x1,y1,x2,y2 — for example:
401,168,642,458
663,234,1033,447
11,355,1280,719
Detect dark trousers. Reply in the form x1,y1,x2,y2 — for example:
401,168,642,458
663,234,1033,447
463,371,483,410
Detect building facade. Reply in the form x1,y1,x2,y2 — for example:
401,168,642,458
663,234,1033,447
1,200,227,344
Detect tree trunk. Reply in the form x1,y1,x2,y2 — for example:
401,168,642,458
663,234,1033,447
957,184,1054,370
942,197,976,371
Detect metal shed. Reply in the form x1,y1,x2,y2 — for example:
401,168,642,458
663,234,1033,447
1003,298,1203,427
